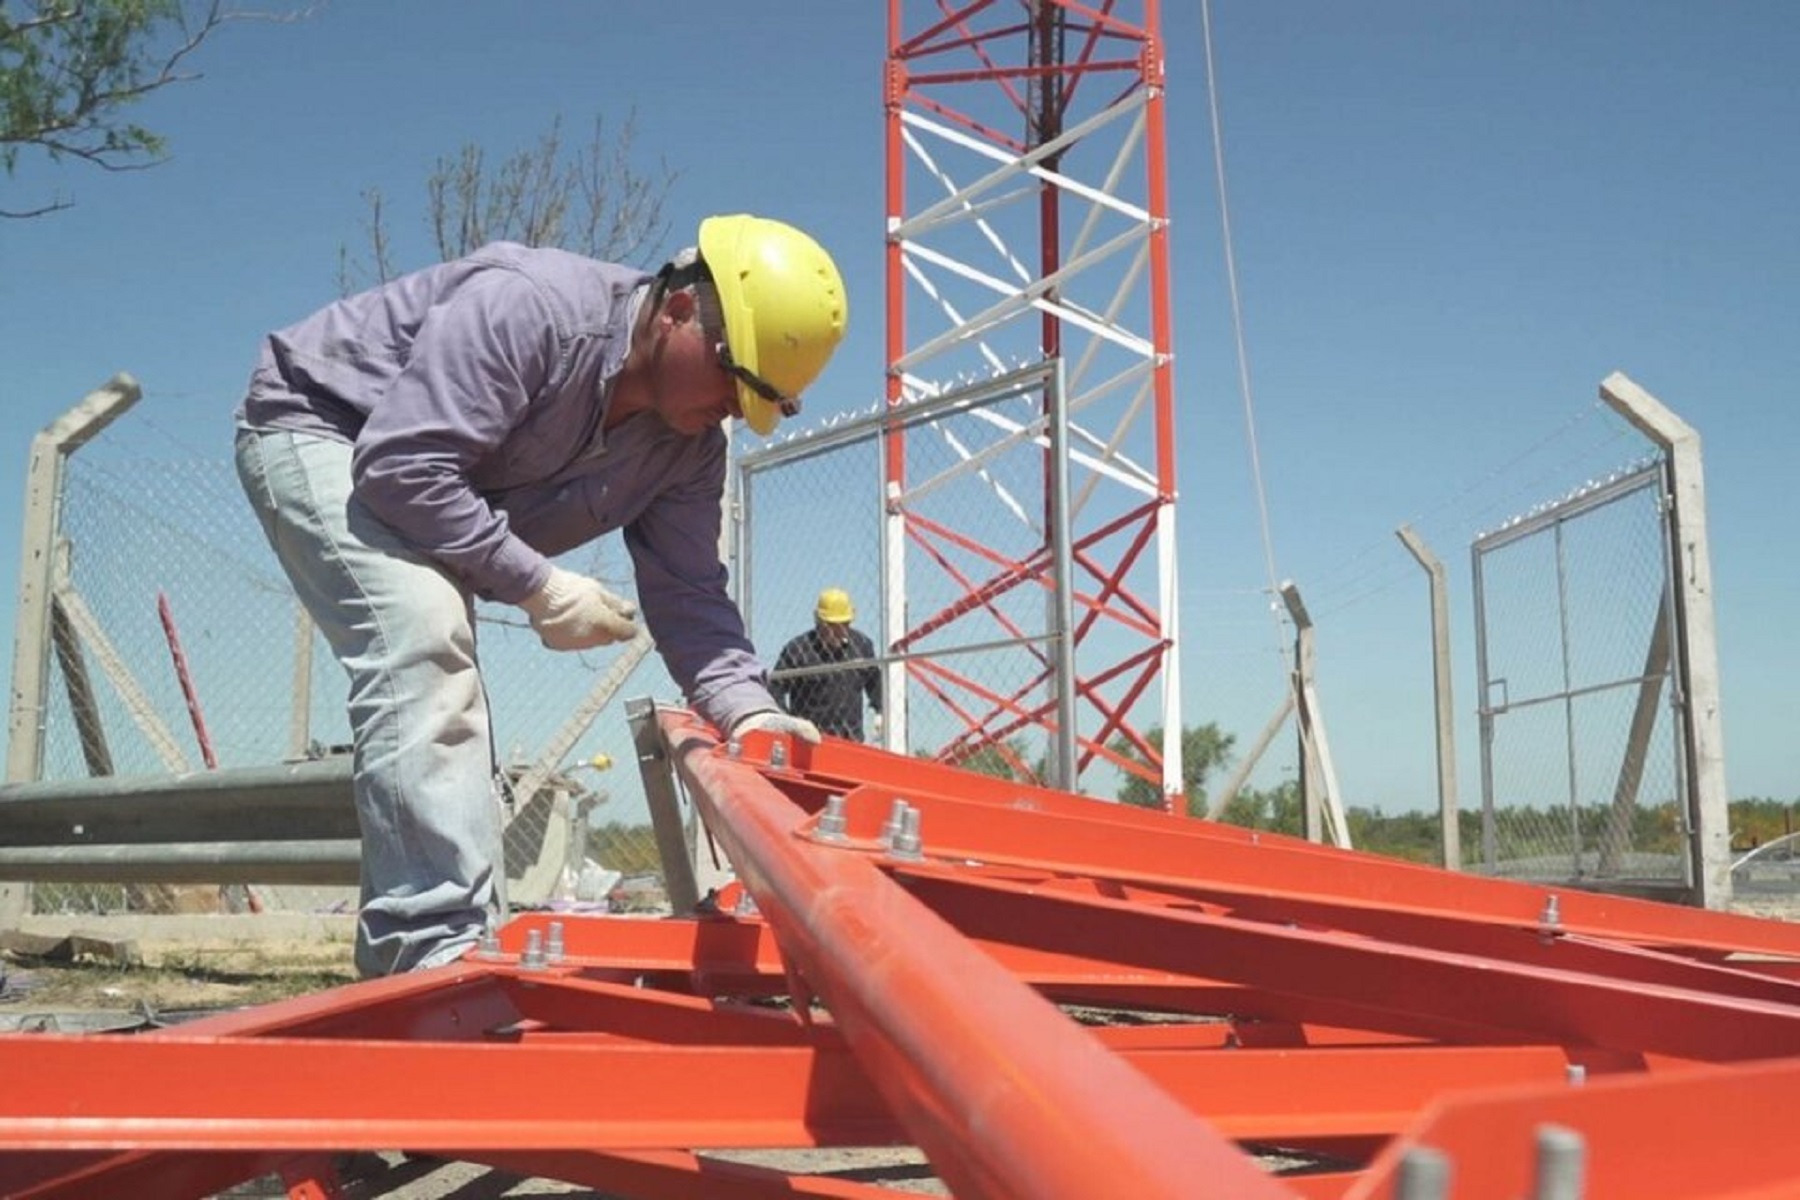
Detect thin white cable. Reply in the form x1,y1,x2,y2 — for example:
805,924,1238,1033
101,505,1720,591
1201,0,1288,652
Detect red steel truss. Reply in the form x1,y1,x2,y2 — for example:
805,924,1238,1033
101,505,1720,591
883,0,1183,805
7,711,1800,1198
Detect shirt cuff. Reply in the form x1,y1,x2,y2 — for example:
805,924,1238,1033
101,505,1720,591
696,680,780,736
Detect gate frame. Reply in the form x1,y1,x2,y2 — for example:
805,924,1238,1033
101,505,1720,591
1470,373,1730,908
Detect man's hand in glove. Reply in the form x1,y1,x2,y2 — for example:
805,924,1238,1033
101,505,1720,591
518,567,639,651
732,710,822,746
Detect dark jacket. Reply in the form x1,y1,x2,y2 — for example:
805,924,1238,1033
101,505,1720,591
770,626,882,740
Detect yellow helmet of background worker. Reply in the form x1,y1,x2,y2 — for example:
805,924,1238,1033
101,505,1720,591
815,587,855,624
698,214,848,436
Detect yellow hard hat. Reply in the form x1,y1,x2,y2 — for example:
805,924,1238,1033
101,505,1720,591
815,587,855,624
698,214,847,436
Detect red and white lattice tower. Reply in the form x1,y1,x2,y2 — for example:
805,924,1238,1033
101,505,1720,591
882,0,1181,806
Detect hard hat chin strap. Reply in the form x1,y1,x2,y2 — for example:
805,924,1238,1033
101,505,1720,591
662,249,800,419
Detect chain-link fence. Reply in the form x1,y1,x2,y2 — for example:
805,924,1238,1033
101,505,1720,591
1471,460,1689,889
738,365,1108,789
11,390,681,918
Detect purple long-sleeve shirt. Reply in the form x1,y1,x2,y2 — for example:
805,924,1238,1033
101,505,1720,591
236,242,775,730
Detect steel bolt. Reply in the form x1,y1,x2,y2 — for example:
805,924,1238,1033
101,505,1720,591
816,795,848,842
545,920,565,964
879,799,910,848
476,929,502,959
520,928,546,971
1395,1147,1452,1200
1539,894,1562,944
1531,1124,1586,1200
890,807,924,861
770,739,789,769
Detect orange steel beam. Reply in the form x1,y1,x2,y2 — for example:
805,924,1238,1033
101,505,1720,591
0,1017,1572,1153
1351,1056,1800,1200
795,740,1800,957
469,1149,908,1199
665,712,1292,1200
899,867,1800,1063
7,711,1800,1198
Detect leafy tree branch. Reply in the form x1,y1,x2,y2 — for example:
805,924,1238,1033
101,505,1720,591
1,0,309,217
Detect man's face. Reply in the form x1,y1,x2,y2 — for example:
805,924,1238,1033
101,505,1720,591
817,618,851,649
647,291,744,436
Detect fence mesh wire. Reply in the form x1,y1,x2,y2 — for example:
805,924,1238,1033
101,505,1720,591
24,418,680,917
739,384,1078,790
1472,464,1686,886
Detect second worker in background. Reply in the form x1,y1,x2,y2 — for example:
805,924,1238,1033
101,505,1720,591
771,588,883,741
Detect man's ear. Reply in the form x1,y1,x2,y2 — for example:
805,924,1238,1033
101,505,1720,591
659,288,698,327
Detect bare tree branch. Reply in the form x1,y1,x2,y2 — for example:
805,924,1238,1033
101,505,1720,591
342,108,677,291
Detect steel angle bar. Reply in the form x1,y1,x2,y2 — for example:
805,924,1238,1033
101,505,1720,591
791,752,1800,960
1052,981,1550,1049
1353,1055,1800,1200
0,1034,900,1152
489,973,819,1046
1102,1044,1575,1142
161,958,529,1040
470,1149,906,1199
810,790,1800,1006
894,867,1800,1064
660,709,1292,1200
571,907,1549,1048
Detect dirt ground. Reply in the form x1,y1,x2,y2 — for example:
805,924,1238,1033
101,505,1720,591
2,934,354,1023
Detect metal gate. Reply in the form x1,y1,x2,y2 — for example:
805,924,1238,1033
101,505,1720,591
1471,461,1690,892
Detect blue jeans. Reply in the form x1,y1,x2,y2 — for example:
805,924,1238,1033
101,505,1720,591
235,428,499,976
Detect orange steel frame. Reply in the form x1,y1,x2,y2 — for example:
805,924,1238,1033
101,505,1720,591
7,711,1800,1199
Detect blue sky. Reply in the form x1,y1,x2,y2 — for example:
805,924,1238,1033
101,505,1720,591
2,2,1796,814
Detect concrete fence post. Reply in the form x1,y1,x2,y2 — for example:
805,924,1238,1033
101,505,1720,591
4,374,141,924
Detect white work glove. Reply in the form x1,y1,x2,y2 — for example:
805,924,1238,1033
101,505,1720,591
731,710,822,746
518,566,639,651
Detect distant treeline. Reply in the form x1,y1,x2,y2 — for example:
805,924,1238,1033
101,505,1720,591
1199,782,1800,865
588,777,1797,877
